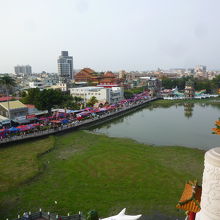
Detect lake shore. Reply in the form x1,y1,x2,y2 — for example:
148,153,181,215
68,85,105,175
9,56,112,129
91,97,220,150
153,97,220,106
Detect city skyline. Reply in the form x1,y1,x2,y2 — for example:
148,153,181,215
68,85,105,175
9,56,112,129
0,0,220,73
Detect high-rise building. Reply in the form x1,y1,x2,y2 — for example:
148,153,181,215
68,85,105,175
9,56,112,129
14,65,32,75
194,65,207,79
57,51,74,80
195,65,207,73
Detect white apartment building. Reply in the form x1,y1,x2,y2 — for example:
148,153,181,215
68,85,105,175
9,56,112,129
14,65,32,75
69,87,124,104
49,82,67,92
29,81,45,89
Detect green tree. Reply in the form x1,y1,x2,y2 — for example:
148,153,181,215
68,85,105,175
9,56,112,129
0,75,16,125
21,88,41,104
212,75,220,92
124,86,145,99
21,88,79,112
60,96,84,110
35,89,64,114
73,96,83,103
124,90,133,99
87,96,98,107
194,80,212,93
0,75,16,93
20,90,27,98
161,76,193,90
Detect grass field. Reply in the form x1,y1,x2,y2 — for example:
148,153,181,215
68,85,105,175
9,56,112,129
0,131,204,219
0,136,55,192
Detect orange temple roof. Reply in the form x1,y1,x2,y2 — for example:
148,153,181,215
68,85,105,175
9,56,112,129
176,180,202,213
215,120,220,127
212,128,220,135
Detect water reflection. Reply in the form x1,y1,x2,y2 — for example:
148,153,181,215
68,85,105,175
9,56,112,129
150,101,220,118
184,103,194,118
106,117,125,127
92,102,220,149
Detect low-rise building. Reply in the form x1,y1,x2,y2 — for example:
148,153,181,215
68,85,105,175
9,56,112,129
69,86,124,104
0,115,11,127
29,80,45,89
48,82,68,92
0,100,28,119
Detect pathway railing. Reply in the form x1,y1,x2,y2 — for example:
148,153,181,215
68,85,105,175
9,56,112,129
12,211,82,220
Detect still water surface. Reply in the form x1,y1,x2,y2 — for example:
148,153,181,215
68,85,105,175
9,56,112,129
92,103,220,149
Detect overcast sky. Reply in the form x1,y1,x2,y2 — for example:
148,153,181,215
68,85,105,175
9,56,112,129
0,0,219,73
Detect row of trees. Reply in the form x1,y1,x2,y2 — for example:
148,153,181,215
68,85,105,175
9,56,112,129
21,88,75,114
21,88,98,114
0,75,16,125
0,75,99,115
0,75,16,94
161,75,220,93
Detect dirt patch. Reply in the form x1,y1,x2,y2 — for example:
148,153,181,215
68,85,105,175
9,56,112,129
57,145,85,160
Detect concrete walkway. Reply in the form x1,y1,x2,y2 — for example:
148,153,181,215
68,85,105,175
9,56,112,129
0,98,158,145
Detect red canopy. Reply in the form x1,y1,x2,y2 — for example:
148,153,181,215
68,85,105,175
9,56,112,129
50,120,61,123
16,125,30,131
31,123,41,126
0,129,7,133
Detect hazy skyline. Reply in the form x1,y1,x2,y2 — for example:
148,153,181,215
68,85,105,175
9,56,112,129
0,0,220,73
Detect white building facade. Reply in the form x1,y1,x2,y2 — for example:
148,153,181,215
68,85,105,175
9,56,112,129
69,87,124,104
29,81,45,89
49,82,68,92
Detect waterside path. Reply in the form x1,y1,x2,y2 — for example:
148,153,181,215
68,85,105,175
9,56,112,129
0,97,158,145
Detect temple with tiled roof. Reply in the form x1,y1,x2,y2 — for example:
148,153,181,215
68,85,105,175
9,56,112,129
99,71,118,85
212,120,220,135
74,69,121,86
74,68,101,85
176,180,202,220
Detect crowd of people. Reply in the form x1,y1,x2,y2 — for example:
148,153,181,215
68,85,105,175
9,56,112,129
0,92,151,143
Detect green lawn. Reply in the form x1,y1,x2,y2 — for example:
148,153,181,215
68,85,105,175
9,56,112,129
154,97,220,105
0,131,204,219
0,136,55,192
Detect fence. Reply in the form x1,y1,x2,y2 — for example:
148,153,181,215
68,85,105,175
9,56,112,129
13,211,82,220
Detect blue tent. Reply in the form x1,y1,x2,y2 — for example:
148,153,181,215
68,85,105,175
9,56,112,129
61,119,69,124
8,127,20,132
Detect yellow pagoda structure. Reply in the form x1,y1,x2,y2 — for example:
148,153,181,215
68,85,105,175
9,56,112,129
184,80,195,98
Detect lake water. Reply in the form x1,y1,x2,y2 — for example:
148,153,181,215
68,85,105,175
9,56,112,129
92,102,220,149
